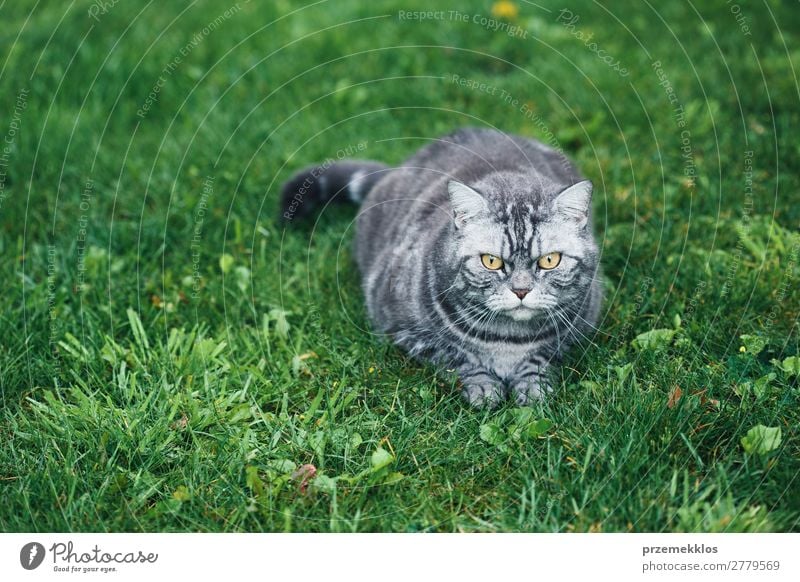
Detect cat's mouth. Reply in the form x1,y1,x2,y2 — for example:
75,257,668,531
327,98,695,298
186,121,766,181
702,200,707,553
502,304,541,321
487,294,555,322
498,299,558,322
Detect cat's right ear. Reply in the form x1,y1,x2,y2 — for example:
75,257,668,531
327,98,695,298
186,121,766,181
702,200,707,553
553,180,593,228
447,180,489,229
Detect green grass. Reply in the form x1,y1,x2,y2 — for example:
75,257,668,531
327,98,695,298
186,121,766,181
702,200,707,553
1,0,799,532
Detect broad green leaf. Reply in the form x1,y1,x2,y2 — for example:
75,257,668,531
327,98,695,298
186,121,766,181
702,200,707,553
510,407,534,426
632,328,675,350
172,485,191,502
266,459,297,474
741,425,782,455
309,431,326,459
311,474,337,494
227,403,252,423
752,373,776,399
370,447,394,471
219,253,235,274
778,356,800,377
349,432,363,451
383,471,405,485
739,334,768,355
526,418,554,438
479,422,506,446
245,466,264,496
614,362,634,385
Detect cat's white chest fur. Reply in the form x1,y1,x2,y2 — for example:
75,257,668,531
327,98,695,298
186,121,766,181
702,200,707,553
483,342,534,379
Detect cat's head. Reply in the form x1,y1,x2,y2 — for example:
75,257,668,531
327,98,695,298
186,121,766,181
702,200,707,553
446,175,599,323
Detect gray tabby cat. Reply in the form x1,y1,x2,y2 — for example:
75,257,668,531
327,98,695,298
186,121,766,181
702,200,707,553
280,128,602,407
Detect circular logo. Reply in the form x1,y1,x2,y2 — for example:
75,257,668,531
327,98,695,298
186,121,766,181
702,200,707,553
20,542,46,570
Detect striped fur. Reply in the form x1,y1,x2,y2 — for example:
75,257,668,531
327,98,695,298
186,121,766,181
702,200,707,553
283,128,603,407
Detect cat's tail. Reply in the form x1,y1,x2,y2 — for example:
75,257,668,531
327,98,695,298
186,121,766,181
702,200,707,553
279,160,389,223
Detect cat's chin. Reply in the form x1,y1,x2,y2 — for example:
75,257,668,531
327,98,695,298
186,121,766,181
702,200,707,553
505,306,538,321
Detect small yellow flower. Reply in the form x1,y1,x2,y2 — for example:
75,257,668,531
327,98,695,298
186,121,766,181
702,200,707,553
739,346,746,353
368,366,375,374
491,1,518,20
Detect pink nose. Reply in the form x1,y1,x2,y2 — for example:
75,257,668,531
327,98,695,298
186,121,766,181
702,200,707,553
512,288,530,300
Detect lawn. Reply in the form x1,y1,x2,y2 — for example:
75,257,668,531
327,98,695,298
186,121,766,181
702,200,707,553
0,0,798,532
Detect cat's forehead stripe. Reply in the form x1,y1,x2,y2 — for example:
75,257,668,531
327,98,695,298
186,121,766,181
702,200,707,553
503,226,514,257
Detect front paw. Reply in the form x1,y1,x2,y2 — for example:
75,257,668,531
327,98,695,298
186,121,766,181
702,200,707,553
509,378,549,406
461,380,505,408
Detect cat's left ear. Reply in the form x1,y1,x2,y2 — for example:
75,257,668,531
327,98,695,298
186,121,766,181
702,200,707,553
553,180,592,228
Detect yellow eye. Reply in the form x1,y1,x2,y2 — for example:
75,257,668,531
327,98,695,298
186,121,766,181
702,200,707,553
480,254,504,270
537,252,562,270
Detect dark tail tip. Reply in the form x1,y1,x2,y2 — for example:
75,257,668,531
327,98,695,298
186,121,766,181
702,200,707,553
278,165,324,223
278,160,389,225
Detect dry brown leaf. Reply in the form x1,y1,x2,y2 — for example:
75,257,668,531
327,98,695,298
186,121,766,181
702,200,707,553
667,385,683,409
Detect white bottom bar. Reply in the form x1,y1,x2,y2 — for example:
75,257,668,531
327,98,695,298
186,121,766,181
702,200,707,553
2,533,798,581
